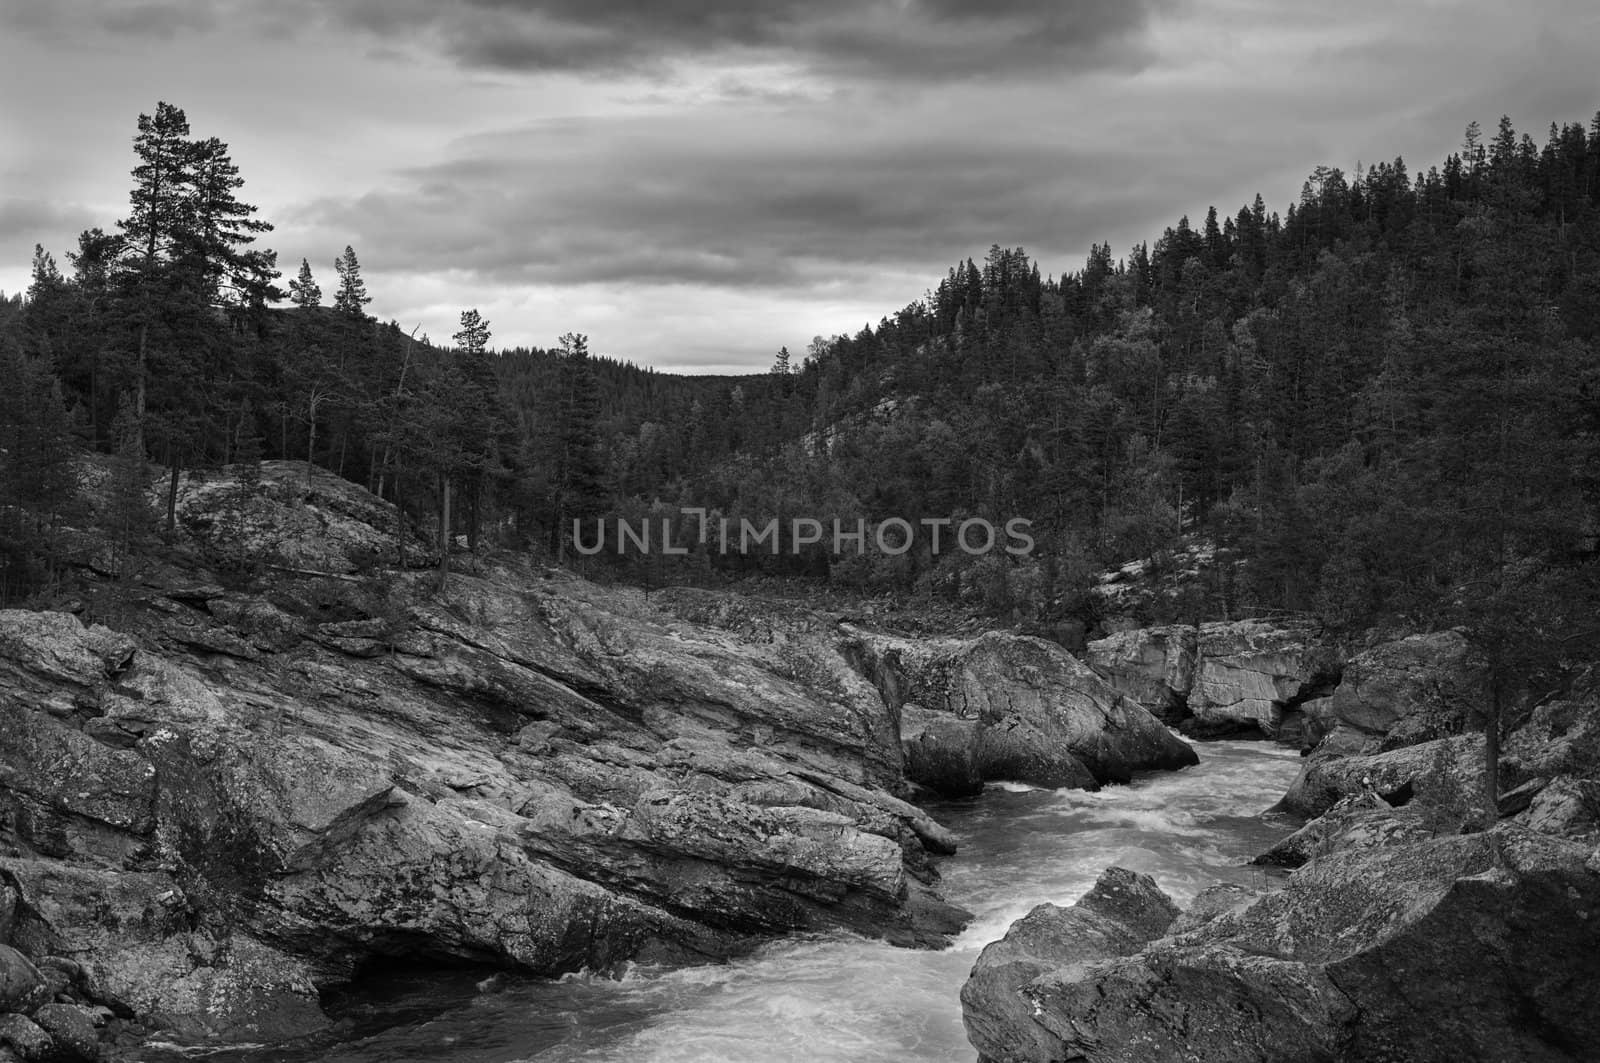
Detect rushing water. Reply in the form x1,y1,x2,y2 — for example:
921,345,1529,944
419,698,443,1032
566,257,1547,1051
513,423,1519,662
147,739,1303,1063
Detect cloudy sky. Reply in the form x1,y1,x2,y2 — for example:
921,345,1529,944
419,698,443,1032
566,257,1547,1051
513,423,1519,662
1,1,1596,372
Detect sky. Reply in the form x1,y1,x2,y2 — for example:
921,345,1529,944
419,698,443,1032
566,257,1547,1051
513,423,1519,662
1,1,1597,374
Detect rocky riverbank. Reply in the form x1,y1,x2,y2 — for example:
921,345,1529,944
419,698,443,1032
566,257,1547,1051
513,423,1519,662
962,628,1600,1063
0,461,1200,1058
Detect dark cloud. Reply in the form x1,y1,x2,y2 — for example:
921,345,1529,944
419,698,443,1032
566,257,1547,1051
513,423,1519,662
284,104,1269,301
312,0,1171,79
0,0,219,39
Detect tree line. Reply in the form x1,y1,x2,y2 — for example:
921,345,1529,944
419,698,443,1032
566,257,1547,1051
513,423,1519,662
4,104,1600,683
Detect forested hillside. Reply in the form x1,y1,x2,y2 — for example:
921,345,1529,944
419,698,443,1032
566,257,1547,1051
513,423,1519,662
4,104,1600,681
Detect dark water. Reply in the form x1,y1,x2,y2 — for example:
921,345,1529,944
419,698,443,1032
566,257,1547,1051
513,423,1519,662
142,740,1302,1063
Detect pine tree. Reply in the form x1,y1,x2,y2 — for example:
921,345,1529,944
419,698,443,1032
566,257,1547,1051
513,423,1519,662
551,332,606,561
452,308,490,355
289,258,322,307
121,102,193,269
333,246,371,316
112,102,277,529
449,308,509,553
182,134,274,304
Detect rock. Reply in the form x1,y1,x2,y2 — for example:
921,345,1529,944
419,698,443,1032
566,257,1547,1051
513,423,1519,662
0,705,159,840
1084,624,1196,723
1275,733,1484,821
0,1015,51,1063
1294,695,1340,750
1254,791,1435,868
967,828,1600,1063
1188,620,1333,738
0,884,15,945
28,1005,97,1061
1503,692,1600,781
170,462,431,574
204,596,306,654
1023,945,1354,1063
1088,620,1337,741
975,723,1098,790
0,947,46,1015
1167,881,1261,934
2,861,327,1042
960,868,1177,1063
863,629,1197,790
899,707,982,797
0,613,135,705
1520,776,1600,838
1496,775,1549,817
1327,630,1485,748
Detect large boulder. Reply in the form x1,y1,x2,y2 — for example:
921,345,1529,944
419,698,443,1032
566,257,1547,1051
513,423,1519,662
1274,733,1485,821
960,868,1178,1063
1326,630,1485,750
1083,625,1196,723
1266,632,1499,844
1502,689,1600,782
1087,619,1336,741
28,1004,100,1062
1189,620,1335,738
170,461,432,573
965,827,1600,1062
860,630,1198,794
899,707,983,797
0,945,46,1014
1253,791,1435,868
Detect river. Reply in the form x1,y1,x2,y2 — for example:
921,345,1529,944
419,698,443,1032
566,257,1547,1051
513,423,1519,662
150,739,1302,1063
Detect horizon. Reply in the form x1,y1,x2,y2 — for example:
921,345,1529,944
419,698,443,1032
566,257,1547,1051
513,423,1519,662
2,0,1596,373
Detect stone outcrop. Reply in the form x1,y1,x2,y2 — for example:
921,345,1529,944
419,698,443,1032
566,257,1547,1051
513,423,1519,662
1269,630,1500,834
1191,620,1335,736
855,630,1198,795
0,462,1201,1049
1254,791,1435,868
1087,619,1337,741
0,582,967,1043
959,868,1179,1063
1080,624,1195,723
0,465,982,1046
1274,733,1485,820
963,827,1600,1063
1324,629,1485,751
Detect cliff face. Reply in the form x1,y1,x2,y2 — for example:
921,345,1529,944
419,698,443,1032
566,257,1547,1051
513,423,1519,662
1086,620,1341,742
